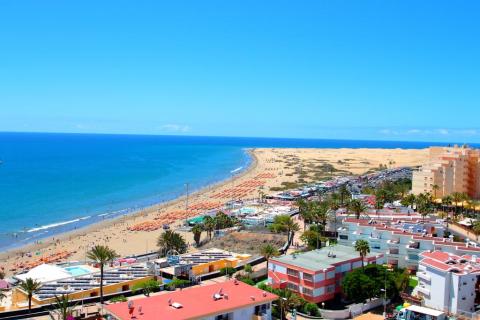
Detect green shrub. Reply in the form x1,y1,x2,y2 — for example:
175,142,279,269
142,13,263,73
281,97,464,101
109,295,127,303
303,302,320,316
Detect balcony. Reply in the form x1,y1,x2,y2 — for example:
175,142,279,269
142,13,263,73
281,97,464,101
416,285,430,296
387,239,400,246
416,271,431,282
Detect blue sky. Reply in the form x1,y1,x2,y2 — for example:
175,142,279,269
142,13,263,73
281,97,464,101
0,1,479,142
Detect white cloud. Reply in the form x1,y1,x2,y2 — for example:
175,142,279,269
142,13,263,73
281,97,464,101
159,124,191,133
407,129,422,134
379,129,399,135
437,129,449,135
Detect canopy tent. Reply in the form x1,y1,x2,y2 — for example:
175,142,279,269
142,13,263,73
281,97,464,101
459,218,477,227
14,264,72,283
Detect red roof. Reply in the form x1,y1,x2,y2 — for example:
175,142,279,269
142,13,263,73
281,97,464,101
105,280,278,320
420,251,480,274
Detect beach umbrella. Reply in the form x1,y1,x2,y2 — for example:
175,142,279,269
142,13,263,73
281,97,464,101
396,305,403,311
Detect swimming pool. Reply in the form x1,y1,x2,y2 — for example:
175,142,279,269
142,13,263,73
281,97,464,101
239,207,256,214
64,266,92,276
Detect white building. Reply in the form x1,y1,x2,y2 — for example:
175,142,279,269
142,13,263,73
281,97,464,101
417,251,480,318
337,218,480,271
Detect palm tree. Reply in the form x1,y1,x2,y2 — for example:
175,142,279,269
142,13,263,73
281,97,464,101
19,277,42,312
49,294,76,320
157,230,187,256
311,201,329,233
191,224,203,247
86,245,118,304
432,184,440,199
401,194,416,208
348,199,366,219
296,198,311,229
260,244,280,272
338,185,351,206
354,239,370,269
203,215,216,240
451,192,465,217
269,215,300,247
276,288,303,320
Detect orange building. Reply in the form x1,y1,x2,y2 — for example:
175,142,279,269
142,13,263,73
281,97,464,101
412,146,480,199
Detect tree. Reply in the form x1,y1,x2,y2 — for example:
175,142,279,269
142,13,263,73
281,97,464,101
401,194,416,208
203,215,216,240
276,288,304,320
165,277,190,290
432,184,440,199
311,201,330,232
49,294,76,320
473,221,480,235
300,225,326,250
191,224,203,246
157,230,187,256
86,245,118,304
0,291,6,304
269,214,300,246
354,239,370,268
303,303,320,316
243,264,253,278
19,277,42,312
132,279,161,297
260,243,280,272
296,198,311,229
342,264,397,303
348,199,366,219
451,192,465,216
338,185,351,206
416,193,433,222
220,267,236,278
214,211,235,230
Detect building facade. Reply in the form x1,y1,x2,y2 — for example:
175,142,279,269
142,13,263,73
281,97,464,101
105,280,277,320
268,245,384,303
337,218,480,271
412,146,480,199
416,251,480,318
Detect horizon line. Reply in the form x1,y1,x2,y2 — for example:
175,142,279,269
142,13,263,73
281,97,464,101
0,130,478,146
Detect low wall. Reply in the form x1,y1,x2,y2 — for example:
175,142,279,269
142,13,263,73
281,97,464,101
319,298,386,320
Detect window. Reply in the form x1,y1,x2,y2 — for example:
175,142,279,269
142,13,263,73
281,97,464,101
339,235,348,240
303,273,314,282
287,268,300,278
287,282,299,292
326,285,335,293
303,287,314,296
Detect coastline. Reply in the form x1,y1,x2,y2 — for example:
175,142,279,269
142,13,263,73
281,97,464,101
0,149,258,267
0,147,429,275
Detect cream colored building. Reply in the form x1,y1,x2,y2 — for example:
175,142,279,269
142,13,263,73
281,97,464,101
412,146,480,199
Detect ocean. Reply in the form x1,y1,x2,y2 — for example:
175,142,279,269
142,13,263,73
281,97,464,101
0,132,472,251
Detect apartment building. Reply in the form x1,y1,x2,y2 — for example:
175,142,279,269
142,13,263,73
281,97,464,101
105,280,278,320
267,245,384,303
417,251,480,318
337,218,480,271
412,146,480,199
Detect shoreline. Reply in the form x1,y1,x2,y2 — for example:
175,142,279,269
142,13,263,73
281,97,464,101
0,149,258,263
0,147,429,276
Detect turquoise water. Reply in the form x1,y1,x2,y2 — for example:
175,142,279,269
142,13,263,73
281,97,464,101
0,132,470,251
64,266,91,276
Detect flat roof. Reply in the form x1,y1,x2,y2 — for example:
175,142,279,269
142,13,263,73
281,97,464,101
406,305,445,316
271,245,380,271
105,280,278,320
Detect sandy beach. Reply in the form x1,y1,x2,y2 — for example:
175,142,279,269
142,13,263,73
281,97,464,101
0,147,429,276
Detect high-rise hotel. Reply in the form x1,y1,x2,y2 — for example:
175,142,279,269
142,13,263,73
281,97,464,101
412,146,480,199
